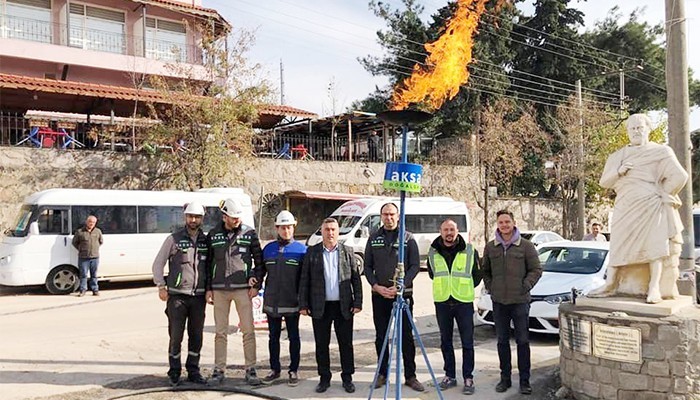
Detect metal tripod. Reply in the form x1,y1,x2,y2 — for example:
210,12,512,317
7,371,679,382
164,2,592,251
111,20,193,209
367,116,443,400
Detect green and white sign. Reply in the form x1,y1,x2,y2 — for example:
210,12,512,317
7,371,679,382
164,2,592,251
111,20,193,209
383,162,423,193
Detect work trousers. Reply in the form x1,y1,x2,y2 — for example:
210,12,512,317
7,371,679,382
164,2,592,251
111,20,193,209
492,301,531,383
311,301,355,383
165,294,206,378
372,294,417,380
267,314,301,373
435,301,475,380
213,289,256,371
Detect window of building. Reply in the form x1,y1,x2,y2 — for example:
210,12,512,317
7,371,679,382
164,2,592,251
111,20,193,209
145,17,187,62
1,0,52,43
68,2,125,54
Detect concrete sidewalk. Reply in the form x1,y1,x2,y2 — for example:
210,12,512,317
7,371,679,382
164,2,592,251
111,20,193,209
254,337,560,400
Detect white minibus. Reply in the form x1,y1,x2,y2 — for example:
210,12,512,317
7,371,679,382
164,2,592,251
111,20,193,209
0,188,254,294
307,197,470,271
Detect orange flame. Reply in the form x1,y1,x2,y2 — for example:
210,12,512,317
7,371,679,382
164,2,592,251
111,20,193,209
391,0,505,111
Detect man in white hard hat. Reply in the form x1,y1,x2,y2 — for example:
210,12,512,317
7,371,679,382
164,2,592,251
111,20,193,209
152,201,209,387
206,198,263,386
250,210,307,386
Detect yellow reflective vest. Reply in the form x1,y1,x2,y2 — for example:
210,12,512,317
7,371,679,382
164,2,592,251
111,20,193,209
428,244,475,303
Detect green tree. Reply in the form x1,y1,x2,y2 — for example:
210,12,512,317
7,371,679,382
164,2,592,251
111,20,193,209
144,26,271,190
582,7,667,112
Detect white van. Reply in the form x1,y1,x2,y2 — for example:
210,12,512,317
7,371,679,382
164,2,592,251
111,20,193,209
306,197,470,270
0,188,254,294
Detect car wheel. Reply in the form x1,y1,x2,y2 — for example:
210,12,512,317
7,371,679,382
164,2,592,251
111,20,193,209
353,253,364,275
45,265,79,295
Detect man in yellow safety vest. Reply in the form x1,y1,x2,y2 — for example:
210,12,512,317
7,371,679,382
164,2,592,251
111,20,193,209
427,219,481,395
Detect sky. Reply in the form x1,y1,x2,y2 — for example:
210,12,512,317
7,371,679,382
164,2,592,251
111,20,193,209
205,0,700,131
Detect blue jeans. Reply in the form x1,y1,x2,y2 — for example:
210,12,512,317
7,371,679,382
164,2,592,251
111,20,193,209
435,301,475,380
267,314,301,373
78,257,99,292
492,302,531,383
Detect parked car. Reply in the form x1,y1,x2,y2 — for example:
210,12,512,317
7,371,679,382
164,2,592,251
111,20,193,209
476,241,609,334
520,230,566,247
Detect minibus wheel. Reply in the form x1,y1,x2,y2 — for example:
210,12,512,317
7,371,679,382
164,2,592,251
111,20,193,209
45,265,79,295
353,253,364,275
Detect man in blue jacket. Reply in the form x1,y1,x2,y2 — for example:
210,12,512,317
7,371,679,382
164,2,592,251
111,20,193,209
250,211,306,387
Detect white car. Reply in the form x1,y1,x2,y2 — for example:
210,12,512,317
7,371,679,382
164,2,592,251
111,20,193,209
476,241,609,334
520,230,566,247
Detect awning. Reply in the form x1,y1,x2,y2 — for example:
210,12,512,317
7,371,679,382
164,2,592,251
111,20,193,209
284,190,380,201
0,73,316,129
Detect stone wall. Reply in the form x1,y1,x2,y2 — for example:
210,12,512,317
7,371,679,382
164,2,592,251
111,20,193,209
0,147,565,248
559,303,700,400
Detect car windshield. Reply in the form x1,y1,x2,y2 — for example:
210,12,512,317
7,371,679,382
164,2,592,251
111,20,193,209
521,233,534,240
312,215,361,236
538,246,607,274
6,205,35,237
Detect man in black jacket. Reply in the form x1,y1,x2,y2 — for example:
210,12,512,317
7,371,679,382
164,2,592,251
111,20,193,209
364,202,424,392
152,202,209,387
299,218,363,394
206,198,263,387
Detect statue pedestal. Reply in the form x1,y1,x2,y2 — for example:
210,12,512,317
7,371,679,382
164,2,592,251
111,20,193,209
558,300,700,400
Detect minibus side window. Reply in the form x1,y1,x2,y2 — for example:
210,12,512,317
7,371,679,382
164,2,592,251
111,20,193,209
138,206,183,233
72,206,137,234
203,207,220,233
37,208,70,235
405,214,467,233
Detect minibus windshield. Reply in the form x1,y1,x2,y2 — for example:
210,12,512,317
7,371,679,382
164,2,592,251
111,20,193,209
7,205,35,237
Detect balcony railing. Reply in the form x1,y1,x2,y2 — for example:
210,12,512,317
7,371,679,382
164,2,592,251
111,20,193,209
0,15,203,64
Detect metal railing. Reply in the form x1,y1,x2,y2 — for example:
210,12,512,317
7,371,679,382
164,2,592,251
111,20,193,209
0,15,202,64
1,111,441,163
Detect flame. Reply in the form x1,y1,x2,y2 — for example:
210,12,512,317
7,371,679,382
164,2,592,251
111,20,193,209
391,0,505,111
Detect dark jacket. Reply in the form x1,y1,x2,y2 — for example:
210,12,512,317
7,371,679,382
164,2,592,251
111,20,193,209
72,226,103,258
152,228,208,296
206,222,263,291
256,238,307,317
426,234,482,303
299,242,362,320
363,227,420,296
482,235,542,305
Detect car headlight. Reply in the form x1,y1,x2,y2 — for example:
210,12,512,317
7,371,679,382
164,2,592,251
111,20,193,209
544,292,572,305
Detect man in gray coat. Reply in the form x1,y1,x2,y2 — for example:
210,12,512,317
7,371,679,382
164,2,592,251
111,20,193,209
482,210,542,395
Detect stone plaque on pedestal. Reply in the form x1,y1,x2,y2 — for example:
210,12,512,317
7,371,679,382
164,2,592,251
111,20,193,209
560,316,591,355
592,323,641,363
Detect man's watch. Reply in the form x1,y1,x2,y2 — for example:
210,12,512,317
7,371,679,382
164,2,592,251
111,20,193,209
158,285,167,290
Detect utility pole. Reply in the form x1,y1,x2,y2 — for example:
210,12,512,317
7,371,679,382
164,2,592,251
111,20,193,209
665,0,695,300
575,80,585,240
280,59,285,105
618,68,625,117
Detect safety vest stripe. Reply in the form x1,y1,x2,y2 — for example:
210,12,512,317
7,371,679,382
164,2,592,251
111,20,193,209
433,271,449,277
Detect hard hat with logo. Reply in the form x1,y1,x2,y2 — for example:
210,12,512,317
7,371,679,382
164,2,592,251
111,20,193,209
219,198,243,218
183,201,205,216
275,210,297,226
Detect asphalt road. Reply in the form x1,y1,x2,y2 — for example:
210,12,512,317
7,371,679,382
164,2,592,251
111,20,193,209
0,273,561,400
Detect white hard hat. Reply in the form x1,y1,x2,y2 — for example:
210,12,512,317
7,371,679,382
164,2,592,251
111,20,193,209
183,201,205,216
219,198,243,218
275,210,297,226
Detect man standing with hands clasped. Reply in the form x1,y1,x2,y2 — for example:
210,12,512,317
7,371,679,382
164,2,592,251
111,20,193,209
299,218,362,394
427,219,481,395
72,215,103,296
364,202,424,392
482,210,542,395
152,202,209,387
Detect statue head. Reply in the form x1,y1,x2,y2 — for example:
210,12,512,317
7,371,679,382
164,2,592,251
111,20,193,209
626,114,653,146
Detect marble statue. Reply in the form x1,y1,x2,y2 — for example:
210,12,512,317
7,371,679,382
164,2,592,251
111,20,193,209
588,114,689,303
